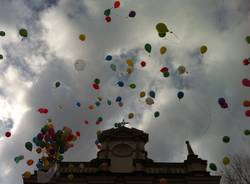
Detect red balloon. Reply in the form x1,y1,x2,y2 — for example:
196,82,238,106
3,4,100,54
140,61,146,67
105,16,112,23
43,108,48,113
243,100,250,107
160,67,168,73
38,108,48,113
76,131,80,137
96,120,101,125
84,120,89,125
243,58,249,65
113,1,120,8
242,79,250,87
97,144,102,149
245,110,250,117
92,83,100,90
5,131,11,137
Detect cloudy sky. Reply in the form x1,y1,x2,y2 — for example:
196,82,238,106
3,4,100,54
0,0,250,183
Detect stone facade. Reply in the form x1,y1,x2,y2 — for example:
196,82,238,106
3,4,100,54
23,126,221,184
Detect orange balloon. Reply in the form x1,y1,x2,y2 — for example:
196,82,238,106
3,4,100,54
243,100,250,107
27,159,34,166
23,171,31,179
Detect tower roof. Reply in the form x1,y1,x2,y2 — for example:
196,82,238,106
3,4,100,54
97,126,148,142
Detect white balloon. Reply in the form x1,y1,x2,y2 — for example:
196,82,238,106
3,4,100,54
74,59,86,71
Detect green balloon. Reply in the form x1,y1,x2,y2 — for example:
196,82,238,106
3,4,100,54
0,31,5,37
163,71,169,77
110,63,116,71
25,142,33,151
209,163,217,171
222,136,230,143
156,23,168,33
144,43,151,54
158,32,166,38
104,9,111,16
94,78,100,84
154,111,160,118
244,129,250,136
19,28,28,37
246,36,250,44
0,54,3,60
129,83,136,89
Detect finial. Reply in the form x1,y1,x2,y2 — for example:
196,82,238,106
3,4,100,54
185,141,195,155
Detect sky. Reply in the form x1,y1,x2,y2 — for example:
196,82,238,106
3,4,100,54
0,0,250,183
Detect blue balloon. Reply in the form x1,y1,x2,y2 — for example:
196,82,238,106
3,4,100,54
105,55,112,61
116,96,122,102
149,90,156,98
95,101,101,106
177,91,184,99
76,102,81,107
117,81,124,87
95,140,99,145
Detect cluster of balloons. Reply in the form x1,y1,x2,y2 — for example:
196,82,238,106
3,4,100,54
92,78,101,90
37,108,49,114
160,67,170,78
218,98,228,109
25,123,79,171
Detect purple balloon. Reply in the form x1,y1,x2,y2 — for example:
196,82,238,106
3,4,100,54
218,98,226,105
128,10,136,17
37,133,44,141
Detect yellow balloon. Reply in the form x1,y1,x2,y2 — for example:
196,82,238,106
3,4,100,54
79,34,86,41
140,91,145,98
160,46,167,55
128,113,134,119
200,45,207,54
177,65,186,74
23,171,31,179
127,67,133,74
223,156,230,165
126,59,134,66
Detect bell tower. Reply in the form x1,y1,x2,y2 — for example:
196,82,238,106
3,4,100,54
95,121,149,173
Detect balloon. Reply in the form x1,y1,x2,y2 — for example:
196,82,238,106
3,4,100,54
55,81,61,88
222,136,230,143
128,10,136,18
159,178,167,184
105,55,112,61
113,1,120,8
144,43,151,54
0,31,5,37
218,98,226,105
105,16,112,22
68,174,74,180
128,113,134,119
117,81,124,87
79,34,86,41
19,28,28,37
88,105,94,110
36,148,42,154
118,101,123,107
158,32,166,38
23,171,31,179
154,111,160,118
243,100,250,107
145,97,154,105
149,90,156,98
163,71,169,78
222,157,230,165
25,142,33,151
140,91,145,98
92,83,100,90
245,110,250,117
116,96,122,102
126,59,133,66
177,91,184,99
98,117,103,122
160,67,168,73
242,78,250,87
244,129,250,136
242,58,249,65
200,45,207,54
14,155,24,163
94,78,100,84
76,102,81,107
76,131,80,137
160,46,167,55
246,35,250,44
177,66,186,74
0,54,3,60
27,159,34,166
156,23,168,33
129,83,136,89
127,67,133,74
104,9,111,16
74,59,86,71
38,108,48,114
107,99,112,105
5,131,11,137
209,163,217,171
95,101,101,106
84,120,89,125
140,61,146,67
110,63,116,71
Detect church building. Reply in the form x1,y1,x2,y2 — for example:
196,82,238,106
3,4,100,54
23,122,221,184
